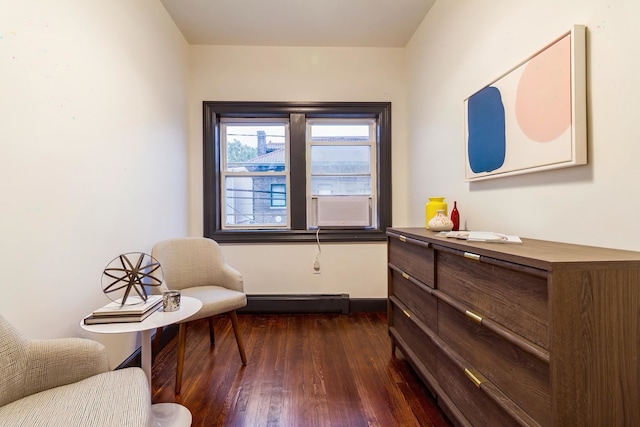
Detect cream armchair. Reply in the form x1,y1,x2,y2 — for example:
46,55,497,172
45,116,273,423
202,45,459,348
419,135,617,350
0,314,151,427
151,237,247,394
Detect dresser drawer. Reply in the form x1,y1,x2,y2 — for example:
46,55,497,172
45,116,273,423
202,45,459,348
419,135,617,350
437,350,524,427
436,249,549,349
388,236,434,288
390,267,437,327
389,307,440,397
438,301,551,425
391,301,436,368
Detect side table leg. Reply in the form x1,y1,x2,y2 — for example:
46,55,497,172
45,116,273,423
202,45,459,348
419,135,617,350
143,329,193,426
141,329,152,387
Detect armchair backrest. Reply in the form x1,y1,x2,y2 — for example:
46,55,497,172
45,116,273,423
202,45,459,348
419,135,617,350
0,314,31,407
1,315,110,407
152,237,240,292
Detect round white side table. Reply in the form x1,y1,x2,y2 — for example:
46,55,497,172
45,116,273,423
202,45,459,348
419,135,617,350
82,296,202,427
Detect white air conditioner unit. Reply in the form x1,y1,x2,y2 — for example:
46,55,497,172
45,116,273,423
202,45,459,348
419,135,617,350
315,196,371,227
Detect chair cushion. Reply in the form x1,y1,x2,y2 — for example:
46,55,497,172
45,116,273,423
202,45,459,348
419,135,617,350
180,286,247,321
0,368,151,427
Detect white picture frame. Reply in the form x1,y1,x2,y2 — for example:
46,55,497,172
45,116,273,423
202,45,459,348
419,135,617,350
464,25,587,181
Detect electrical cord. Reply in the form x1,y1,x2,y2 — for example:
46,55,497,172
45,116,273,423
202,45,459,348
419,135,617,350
313,228,321,272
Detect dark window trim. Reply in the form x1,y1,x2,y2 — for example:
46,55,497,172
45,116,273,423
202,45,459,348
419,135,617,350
203,101,391,243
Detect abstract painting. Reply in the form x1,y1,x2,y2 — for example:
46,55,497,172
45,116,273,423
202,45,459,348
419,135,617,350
464,25,587,181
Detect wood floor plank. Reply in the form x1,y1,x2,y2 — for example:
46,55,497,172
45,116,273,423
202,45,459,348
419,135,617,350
151,313,452,427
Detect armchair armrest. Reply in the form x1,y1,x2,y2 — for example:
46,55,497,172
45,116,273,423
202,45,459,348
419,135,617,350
219,263,244,292
22,337,109,397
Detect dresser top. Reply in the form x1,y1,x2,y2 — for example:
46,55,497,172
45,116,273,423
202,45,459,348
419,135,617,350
387,227,640,271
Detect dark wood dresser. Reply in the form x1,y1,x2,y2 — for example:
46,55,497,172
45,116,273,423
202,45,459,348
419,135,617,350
386,227,640,427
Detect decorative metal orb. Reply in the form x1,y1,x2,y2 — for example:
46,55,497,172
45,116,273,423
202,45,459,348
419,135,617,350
101,252,163,305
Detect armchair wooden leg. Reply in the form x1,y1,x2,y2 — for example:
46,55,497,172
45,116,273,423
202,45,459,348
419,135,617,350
175,322,187,394
208,316,215,345
229,310,247,365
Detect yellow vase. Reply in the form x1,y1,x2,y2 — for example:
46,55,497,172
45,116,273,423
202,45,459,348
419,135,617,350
426,197,448,229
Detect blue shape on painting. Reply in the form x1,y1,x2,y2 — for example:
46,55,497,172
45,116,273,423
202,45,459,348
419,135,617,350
467,86,506,173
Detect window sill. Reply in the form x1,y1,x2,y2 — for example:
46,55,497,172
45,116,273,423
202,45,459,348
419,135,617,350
207,229,388,244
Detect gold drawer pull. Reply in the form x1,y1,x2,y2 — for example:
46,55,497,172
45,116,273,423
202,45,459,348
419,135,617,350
464,368,486,388
464,252,480,261
401,272,410,280
399,235,407,242
465,310,483,324
402,309,411,318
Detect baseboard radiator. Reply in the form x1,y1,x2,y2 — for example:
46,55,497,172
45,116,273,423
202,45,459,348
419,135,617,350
239,294,386,314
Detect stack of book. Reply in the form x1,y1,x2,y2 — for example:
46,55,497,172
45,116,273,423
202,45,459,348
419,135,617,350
84,295,163,325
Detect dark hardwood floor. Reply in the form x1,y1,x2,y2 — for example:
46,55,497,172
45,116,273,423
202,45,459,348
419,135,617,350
151,313,452,427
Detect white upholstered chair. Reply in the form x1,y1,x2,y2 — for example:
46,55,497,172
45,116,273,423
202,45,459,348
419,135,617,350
0,314,151,426
151,237,247,394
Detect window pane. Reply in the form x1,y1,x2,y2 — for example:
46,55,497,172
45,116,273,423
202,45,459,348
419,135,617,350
224,176,287,226
310,124,370,141
310,176,371,196
225,125,286,172
310,146,370,174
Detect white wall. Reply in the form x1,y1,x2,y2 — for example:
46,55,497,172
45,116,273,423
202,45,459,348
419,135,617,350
0,0,189,367
188,46,409,297
406,0,640,251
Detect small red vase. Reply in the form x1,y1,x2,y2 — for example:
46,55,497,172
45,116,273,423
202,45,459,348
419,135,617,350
451,201,460,231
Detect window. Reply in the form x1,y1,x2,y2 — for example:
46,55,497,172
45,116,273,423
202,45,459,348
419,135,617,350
270,184,286,208
203,102,391,243
307,119,376,228
221,119,289,228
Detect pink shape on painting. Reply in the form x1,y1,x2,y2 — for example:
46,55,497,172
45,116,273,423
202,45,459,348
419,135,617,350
515,35,571,143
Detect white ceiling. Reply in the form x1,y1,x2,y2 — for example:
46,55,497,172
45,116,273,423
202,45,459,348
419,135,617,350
160,0,435,48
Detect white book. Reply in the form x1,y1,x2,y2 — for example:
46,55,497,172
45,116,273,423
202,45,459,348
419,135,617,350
92,295,162,316
439,231,522,244
83,305,161,325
